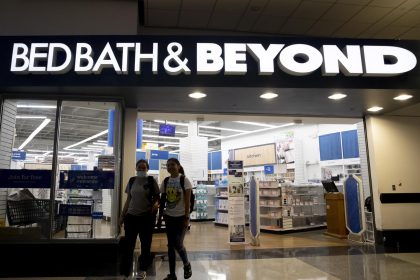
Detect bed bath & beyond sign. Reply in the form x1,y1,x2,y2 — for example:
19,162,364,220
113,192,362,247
10,42,417,77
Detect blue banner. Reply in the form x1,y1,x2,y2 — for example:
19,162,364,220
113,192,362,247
59,170,115,189
0,169,51,188
12,151,26,160
137,119,143,149
150,150,169,160
108,109,115,147
264,165,274,175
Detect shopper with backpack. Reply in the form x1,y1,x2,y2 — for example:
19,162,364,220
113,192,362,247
157,158,193,280
119,159,160,279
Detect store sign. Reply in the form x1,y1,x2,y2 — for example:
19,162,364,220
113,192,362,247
12,151,26,160
59,170,115,189
234,144,276,167
150,150,169,160
264,165,274,175
10,42,417,77
0,169,51,188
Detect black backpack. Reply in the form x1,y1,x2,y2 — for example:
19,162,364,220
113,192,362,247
128,175,158,203
163,175,195,213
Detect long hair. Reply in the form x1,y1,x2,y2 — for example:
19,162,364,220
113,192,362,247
167,158,185,175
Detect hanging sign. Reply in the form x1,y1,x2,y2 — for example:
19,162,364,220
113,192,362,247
59,170,115,189
0,169,51,188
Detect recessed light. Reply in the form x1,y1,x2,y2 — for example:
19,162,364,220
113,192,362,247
260,92,278,99
328,93,347,100
367,106,383,112
394,94,413,101
189,92,207,99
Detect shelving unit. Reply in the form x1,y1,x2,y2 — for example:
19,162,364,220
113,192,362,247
191,182,216,221
215,183,229,225
364,211,375,243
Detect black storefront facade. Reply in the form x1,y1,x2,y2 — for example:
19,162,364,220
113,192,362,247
0,35,420,277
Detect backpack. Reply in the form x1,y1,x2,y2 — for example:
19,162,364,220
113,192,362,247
128,175,158,203
163,175,195,213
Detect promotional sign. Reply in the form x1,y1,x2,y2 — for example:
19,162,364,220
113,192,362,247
227,160,246,243
150,150,169,160
0,169,51,188
12,151,26,160
59,170,115,189
234,144,276,167
264,165,274,175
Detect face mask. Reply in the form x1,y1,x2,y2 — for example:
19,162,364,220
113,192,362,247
137,171,147,177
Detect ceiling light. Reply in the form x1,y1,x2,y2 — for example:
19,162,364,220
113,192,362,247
189,92,207,99
367,106,383,112
143,140,180,145
64,130,108,150
199,125,249,133
208,123,295,143
394,94,413,101
142,134,182,140
154,120,189,126
16,115,47,119
93,142,108,146
18,118,51,150
260,92,278,99
97,140,108,143
17,104,57,109
87,145,106,148
199,133,224,138
234,121,276,128
328,93,347,100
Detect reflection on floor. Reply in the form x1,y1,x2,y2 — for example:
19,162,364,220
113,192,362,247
6,222,420,279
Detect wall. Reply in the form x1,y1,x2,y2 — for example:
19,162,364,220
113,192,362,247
366,116,420,230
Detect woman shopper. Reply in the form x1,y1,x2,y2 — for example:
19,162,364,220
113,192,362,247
157,158,193,280
119,159,160,279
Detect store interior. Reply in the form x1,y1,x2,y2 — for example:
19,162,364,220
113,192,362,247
2,101,371,247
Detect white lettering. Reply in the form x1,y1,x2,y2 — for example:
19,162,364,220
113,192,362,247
75,43,94,74
117,43,135,74
322,45,363,76
92,42,121,74
279,44,323,76
247,44,284,75
224,43,247,75
29,43,48,72
47,43,72,73
135,43,158,74
196,43,224,74
363,46,417,76
10,43,30,72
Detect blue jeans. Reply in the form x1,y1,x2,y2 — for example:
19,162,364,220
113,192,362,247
164,215,189,275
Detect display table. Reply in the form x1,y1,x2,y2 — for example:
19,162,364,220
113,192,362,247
324,192,348,239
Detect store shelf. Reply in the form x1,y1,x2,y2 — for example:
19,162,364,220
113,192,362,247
260,195,281,198
260,215,281,219
214,222,228,226
215,196,228,199
260,205,282,208
261,224,327,232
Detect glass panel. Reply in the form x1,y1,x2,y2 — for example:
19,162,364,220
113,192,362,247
54,101,120,239
0,100,57,240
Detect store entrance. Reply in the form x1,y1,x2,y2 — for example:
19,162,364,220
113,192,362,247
136,112,371,252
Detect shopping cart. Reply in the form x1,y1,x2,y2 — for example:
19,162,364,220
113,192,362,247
59,203,93,238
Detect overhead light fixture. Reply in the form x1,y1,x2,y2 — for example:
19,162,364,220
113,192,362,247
199,133,224,139
16,115,47,119
208,123,295,143
97,140,108,143
18,118,51,150
162,144,181,148
367,106,383,112
87,145,106,149
17,104,57,109
143,140,180,145
93,142,108,146
142,134,182,140
64,130,108,150
234,121,276,128
260,92,278,99
154,120,189,126
188,92,207,99
328,93,347,100
394,94,413,101
199,125,249,133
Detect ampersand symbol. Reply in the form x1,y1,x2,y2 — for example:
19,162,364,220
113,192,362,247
163,42,191,75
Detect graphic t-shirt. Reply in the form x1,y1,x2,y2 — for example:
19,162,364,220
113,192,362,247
160,175,193,217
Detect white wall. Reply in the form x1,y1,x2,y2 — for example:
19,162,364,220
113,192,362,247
366,116,420,230
221,123,358,182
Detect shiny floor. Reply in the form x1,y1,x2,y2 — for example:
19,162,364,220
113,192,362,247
5,223,420,279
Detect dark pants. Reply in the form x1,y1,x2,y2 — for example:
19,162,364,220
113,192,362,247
164,215,189,275
120,213,155,276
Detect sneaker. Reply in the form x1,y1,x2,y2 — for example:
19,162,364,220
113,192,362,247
163,274,177,280
137,270,147,280
184,263,192,279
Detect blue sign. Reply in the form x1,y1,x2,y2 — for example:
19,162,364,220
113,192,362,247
12,151,26,160
223,168,228,176
0,169,51,188
59,204,92,216
264,165,274,175
92,211,104,219
59,170,115,189
150,150,169,160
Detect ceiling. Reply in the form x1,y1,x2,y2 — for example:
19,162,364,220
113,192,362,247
144,0,420,39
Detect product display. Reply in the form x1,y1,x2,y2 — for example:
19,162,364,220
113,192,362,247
191,182,216,221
